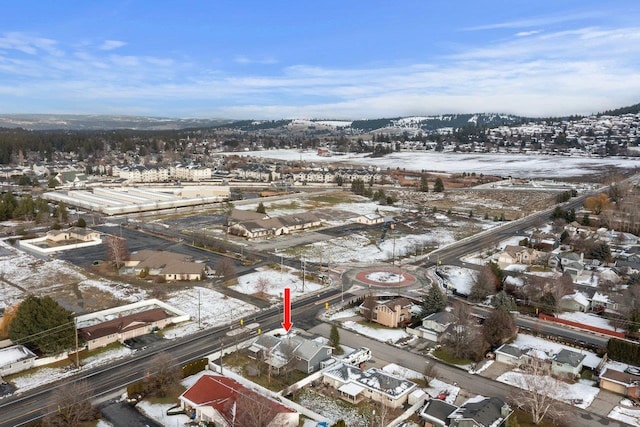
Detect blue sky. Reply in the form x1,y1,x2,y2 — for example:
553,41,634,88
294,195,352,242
1,1,639,119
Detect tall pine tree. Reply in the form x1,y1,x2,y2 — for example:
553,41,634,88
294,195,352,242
8,295,76,355
423,285,446,316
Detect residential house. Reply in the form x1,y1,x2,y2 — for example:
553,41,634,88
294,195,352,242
551,349,586,377
162,261,204,281
46,227,101,243
494,344,523,367
615,255,640,275
246,335,332,374
322,363,417,409
599,367,640,398
420,399,458,427
78,307,175,350
361,297,414,328
356,213,385,225
179,374,298,426
559,252,584,277
226,208,270,226
125,250,204,281
497,245,539,268
448,396,513,427
407,311,455,342
589,291,618,312
560,291,590,313
55,171,87,188
0,345,37,376
227,212,321,239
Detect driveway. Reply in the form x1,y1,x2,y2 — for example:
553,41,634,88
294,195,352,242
101,401,163,427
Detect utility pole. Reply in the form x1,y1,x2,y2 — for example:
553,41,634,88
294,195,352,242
74,321,79,370
302,257,306,292
198,288,201,329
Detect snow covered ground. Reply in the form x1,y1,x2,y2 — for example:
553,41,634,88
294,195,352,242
438,266,476,295
609,400,640,426
7,345,135,394
497,371,599,409
163,286,260,339
341,320,411,345
231,266,324,298
496,334,603,409
512,334,602,369
225,150,640,179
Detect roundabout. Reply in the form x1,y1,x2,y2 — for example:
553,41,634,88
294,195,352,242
354,267,417,287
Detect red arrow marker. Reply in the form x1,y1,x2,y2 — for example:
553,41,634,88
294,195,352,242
282,287,293,332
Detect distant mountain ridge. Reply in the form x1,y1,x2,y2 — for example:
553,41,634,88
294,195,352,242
0,102,637,131
0,114,233,131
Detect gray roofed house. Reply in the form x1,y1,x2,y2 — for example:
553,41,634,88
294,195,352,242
449,396,512,427
246,335,332,374
322,364,417,409
420,399,459,426
408,311,455,342
552,348,586,377
494,344,524,366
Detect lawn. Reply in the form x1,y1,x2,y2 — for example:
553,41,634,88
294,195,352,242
221,352,307,392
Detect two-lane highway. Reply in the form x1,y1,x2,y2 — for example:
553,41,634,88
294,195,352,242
0,288,340,427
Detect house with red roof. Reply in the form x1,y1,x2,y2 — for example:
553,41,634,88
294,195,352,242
179,374,298,426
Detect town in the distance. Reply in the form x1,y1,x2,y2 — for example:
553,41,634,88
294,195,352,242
2,103,640,427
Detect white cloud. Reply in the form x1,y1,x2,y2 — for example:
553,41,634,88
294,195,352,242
234,54,277,65
463,11,601,31
99,40,126,50
1,25,640,118
515,30,541,37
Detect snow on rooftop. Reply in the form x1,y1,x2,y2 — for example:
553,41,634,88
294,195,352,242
512,334,602,369
0,346,35,366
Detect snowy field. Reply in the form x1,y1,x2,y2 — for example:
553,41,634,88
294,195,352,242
341,320,411,345
163,286,260,338
224,150,640,178
438,266,477,295
294,230,453,265
232,267,324,298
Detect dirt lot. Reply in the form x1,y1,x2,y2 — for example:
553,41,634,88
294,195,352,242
392,188,557,221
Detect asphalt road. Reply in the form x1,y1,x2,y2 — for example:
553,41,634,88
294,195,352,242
0,287,341,427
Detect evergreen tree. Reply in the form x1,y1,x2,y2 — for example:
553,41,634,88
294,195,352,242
423,285,446,316
420,174,429,192
329,324,343,355
433,177,445,192
8,295,75,355
256,202,267,214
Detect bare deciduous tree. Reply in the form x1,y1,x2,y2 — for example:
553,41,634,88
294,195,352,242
361,293,377,322
509,356,571,425
255,276,271,296
105,235,129,272
227,390,279,427
215,257,237,284
469,263,499,302
143,352,183,398
445,301,475,360
423,359,439,387
42,380,94,427
483,308,518,348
